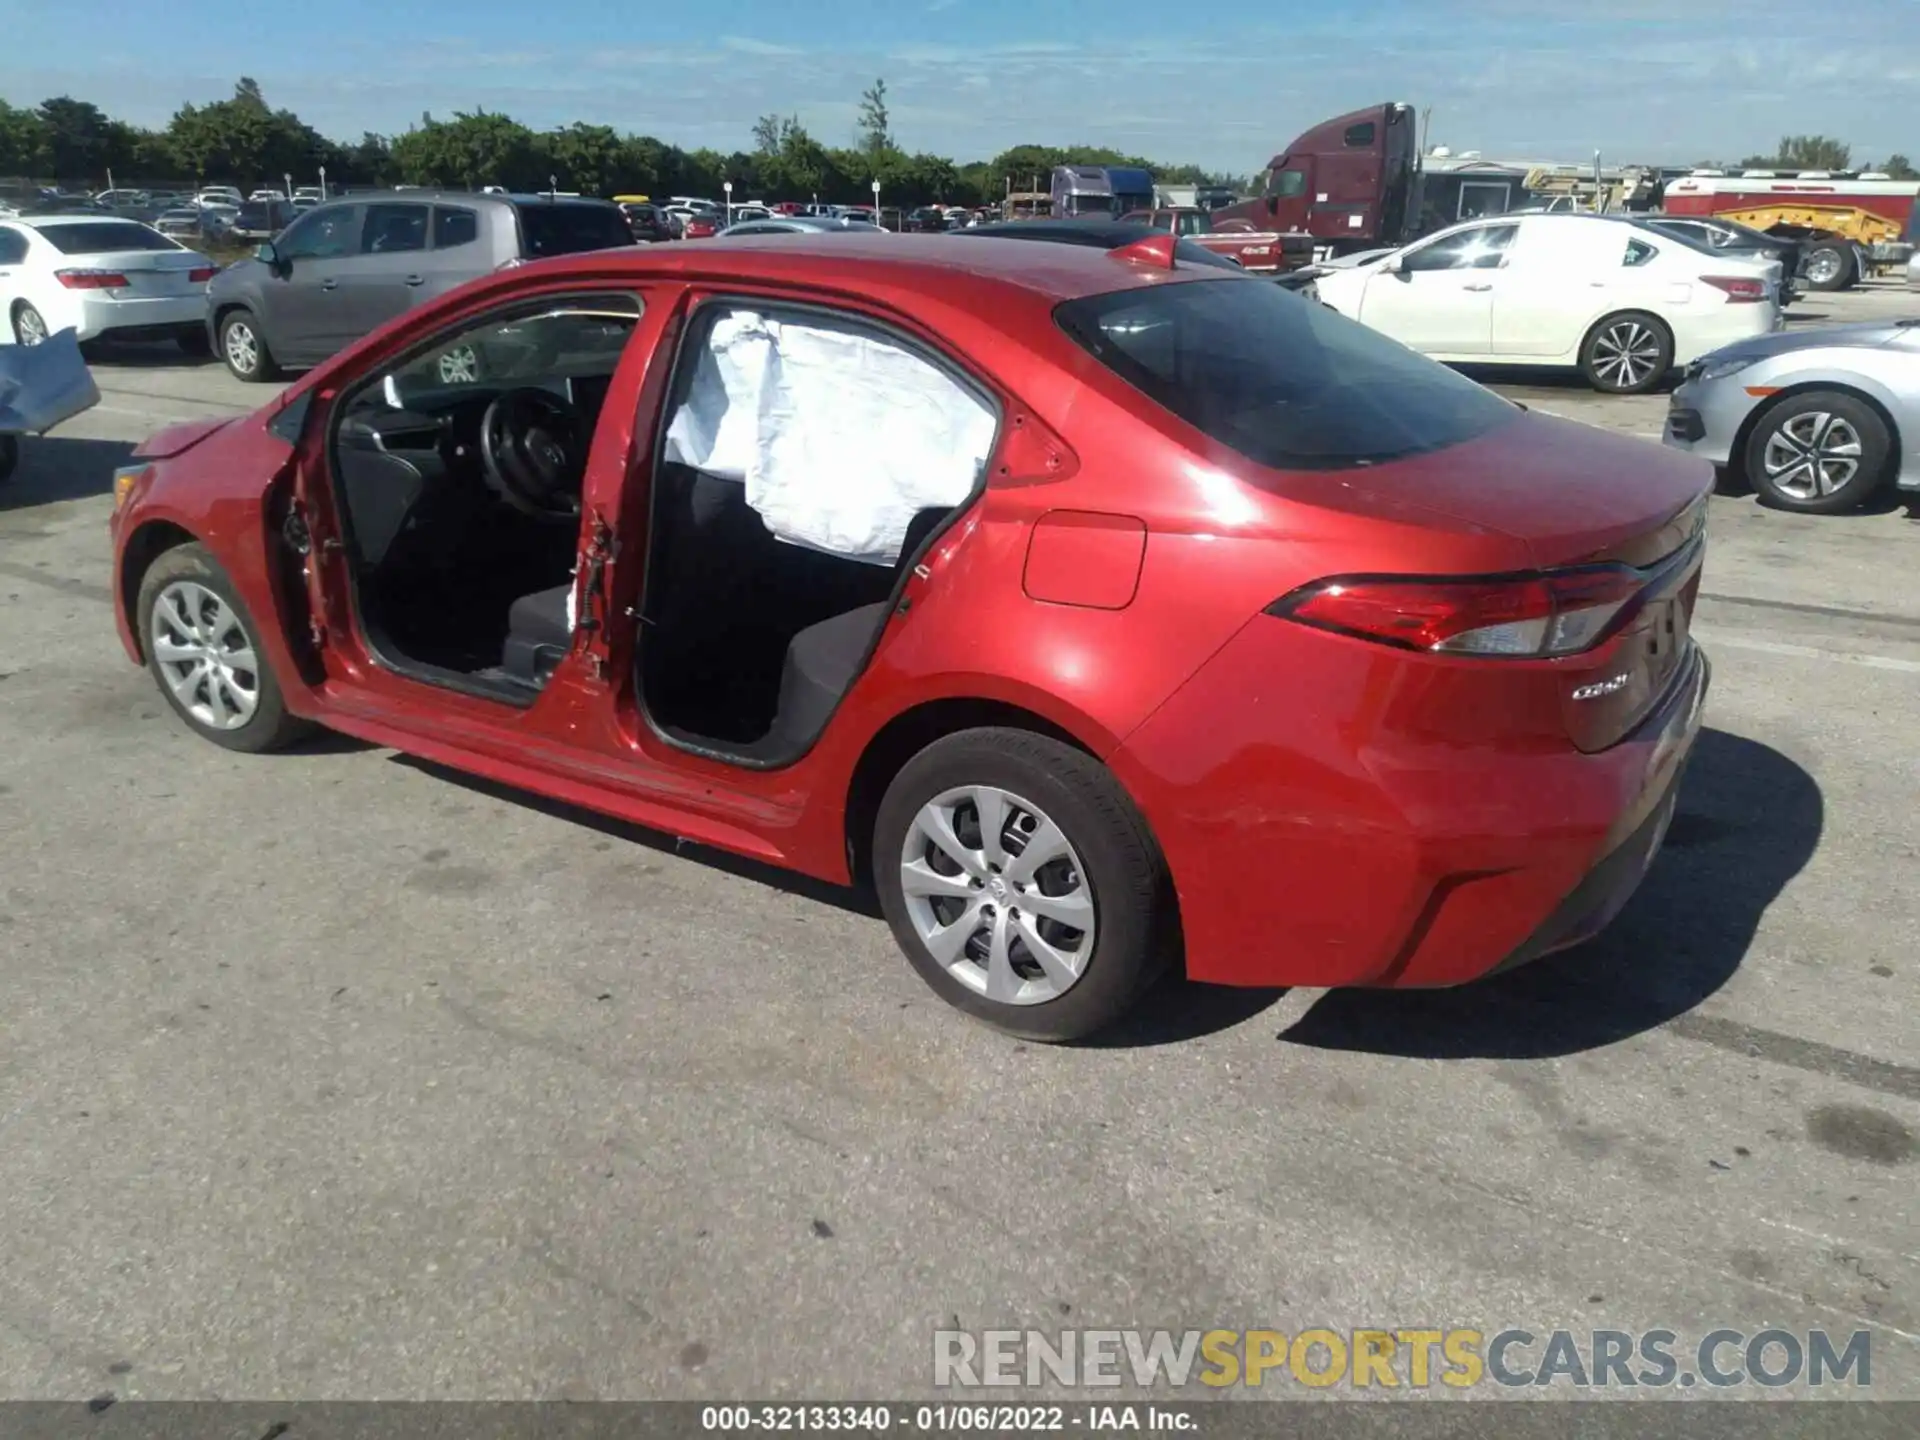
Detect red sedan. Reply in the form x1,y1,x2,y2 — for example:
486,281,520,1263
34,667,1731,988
107,231,1711,1041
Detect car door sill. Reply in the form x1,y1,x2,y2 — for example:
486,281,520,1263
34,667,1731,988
318,684,799,847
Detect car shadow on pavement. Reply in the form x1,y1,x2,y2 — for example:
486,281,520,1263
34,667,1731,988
391,756,885,919
0,435,136,508
1274,727,1821,1060
87,339,215,371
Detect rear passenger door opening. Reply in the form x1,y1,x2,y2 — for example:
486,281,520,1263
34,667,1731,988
321,291,644,702
635,298,1001,767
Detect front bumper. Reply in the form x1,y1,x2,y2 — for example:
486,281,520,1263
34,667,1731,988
1661,369,1757,468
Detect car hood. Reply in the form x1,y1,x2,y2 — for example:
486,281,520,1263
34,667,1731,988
1707,319,1915,363
134,415,234,459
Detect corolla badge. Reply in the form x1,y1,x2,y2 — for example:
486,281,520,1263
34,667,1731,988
1571,673,1633,701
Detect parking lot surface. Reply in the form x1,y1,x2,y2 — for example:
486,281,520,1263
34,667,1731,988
1,282,1916,1401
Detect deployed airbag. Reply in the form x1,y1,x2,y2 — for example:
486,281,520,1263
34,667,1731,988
662,310,995,565
0,329,101,435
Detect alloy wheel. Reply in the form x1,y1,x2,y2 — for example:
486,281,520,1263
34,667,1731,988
1589,319,1663,390
1762,412,1862,500
898,785,1096,1006
14,306,48,346
1803,250,1842,287
437,346,481,385
149,579,260,730
224,319,259,375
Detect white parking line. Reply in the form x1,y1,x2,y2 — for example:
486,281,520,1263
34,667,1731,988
1693,628,1920,674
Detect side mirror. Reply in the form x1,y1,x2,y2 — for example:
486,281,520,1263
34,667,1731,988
1265,196,1278,216
1382,254,1405,276
254,241,281,268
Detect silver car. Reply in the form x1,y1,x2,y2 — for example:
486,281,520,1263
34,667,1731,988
1663,319,1920,513
716,215,882,238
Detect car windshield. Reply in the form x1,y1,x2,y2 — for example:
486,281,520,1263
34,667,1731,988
384,302,641,407
35,221,180,254
1056,277,1521,471
513,203,636,257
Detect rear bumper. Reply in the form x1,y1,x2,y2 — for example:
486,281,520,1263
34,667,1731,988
1110,618,1711,991
68,292,205,343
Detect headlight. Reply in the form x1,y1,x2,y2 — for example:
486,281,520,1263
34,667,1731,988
111,463,150,512
1694,354,1757,383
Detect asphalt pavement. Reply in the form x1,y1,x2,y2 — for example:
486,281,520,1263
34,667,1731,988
0,282,1916,1403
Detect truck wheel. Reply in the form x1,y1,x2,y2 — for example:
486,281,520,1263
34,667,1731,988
1801,242,1855,292
1744,391,1891,514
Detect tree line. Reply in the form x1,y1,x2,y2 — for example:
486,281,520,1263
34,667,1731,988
0,78,1245,207
1702,134,1913,178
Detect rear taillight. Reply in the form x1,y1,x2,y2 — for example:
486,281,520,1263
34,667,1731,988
187,266,217,283
55,269,130,290
1268,567,1644,658
1702,275,1767,303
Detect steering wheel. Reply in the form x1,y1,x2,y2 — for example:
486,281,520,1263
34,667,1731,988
479,387,585,521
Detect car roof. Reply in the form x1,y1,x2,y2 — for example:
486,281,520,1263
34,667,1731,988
11,214,144,228
535,230,1243,308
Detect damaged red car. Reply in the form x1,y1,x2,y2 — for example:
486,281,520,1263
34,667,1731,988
108,231,1711,1041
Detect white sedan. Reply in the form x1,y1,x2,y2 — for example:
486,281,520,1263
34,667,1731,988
0,215,216,354
1312,213,1782,393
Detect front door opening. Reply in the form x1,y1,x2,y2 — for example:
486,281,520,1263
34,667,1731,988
325,293,643,700
637,302,999,765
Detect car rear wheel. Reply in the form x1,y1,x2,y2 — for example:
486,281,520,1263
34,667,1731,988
218,309,279,382
1745,391,1891,514
1801,242,1856,292
136,543,312,752
11,302,49,347
1579,311,1674,395
873,728,1171,1042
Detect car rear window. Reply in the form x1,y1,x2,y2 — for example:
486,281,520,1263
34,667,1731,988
513,202,637,258
1055,277,1520,470
34,221,180,254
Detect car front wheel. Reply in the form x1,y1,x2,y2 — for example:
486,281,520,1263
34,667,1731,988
218,310,279,382
136,543,311,752
1745,391,1891,514
873,728,1171,1042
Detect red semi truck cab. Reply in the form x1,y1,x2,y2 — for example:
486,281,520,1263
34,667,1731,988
1214,101,1422,258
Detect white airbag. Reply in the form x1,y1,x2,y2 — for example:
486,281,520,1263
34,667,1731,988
663,310,996,565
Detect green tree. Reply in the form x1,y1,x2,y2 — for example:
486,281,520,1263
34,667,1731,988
751,114,782,156
0,99,51,176
857,79,891,158
1878,153,1915,179
36,96,120,181
390,110,541,189
543,122,625,195
1741,135,1852,171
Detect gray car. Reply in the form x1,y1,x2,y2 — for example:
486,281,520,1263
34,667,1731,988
1663,318,1920,513
714,216,882,237
205,190,635,381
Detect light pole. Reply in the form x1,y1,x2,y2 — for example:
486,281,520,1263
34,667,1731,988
283,172,293,202
723,179,733,224
870,178,881,222
318,166,327,200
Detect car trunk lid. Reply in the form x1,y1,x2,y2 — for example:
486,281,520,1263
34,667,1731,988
62,248,210,297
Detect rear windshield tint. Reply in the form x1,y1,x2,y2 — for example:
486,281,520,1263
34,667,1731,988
1055,278,1519,470
35,221,180,254
513,203,637,258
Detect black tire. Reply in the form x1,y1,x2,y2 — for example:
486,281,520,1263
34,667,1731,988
1744,390,1892,515
135,543,313,752
177,326,212,358
873,727,1172,1042
1578,310,1674,395
217,308,279,382
0,434,17,485
10,301,49,346
1801,242,1856,293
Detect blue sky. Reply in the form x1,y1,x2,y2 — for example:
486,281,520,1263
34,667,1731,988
2,0,1916,172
